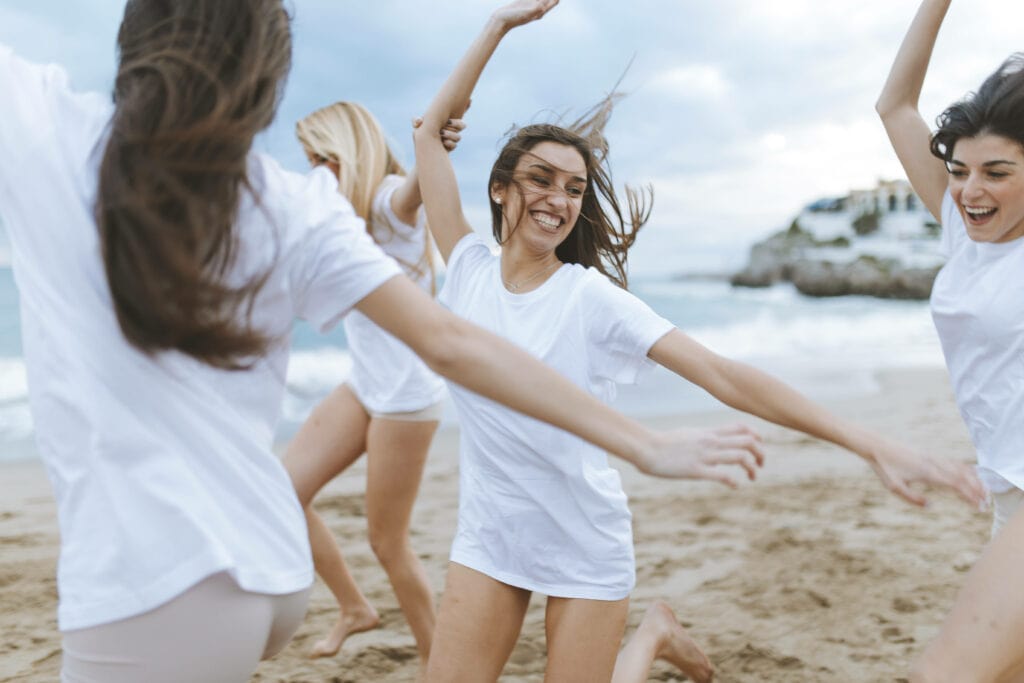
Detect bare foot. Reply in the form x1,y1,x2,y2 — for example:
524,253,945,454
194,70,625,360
308,605,381,658
644,601,714,683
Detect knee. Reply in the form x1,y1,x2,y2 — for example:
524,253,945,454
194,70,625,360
367,527,409,568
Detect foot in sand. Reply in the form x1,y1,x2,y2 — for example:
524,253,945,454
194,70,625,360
308,605,381,658
643,601,714,683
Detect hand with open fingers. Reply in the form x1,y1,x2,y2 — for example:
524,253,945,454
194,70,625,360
492,0,559,32
867,438,987,509
412,117,467,152
637,423,766,486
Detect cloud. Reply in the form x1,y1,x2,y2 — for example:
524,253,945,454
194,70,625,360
6,0,1024,262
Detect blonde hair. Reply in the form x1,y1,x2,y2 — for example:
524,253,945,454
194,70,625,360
296,101,434,287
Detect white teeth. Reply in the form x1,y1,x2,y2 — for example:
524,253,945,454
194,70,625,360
965,206,997,217
532,212,561,229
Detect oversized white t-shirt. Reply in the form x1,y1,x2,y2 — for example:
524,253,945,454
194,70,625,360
343,175,445,413
0,46,401,630
931,191,1024,493
438,234,674,600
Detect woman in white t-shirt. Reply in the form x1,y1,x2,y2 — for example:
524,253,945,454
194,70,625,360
413,2,987,681
1,3,788,680
283,101,457,662
876,1,1024,680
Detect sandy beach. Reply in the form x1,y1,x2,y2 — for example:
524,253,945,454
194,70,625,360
0,366,988,682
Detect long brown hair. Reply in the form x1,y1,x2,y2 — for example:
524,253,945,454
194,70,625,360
96,0,292,369
488,97,651,289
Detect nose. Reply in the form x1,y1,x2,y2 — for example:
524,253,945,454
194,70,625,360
961,172,985,200
544,187,569,209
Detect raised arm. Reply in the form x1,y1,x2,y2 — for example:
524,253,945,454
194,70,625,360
648,329,986,508
390,120,466,226
875,0,953,220
413,0,557,263
355,276,764,487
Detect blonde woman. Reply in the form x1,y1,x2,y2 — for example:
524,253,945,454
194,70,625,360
284,102,462,661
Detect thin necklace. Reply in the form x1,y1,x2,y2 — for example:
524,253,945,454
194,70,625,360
503,260,561,293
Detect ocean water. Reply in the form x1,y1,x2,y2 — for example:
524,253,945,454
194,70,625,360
0,242,945,463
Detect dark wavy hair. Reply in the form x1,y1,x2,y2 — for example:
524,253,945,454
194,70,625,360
488,97,652,289
931,53,1024,162
96,0,292,369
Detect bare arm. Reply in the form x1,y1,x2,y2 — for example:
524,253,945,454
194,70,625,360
875,0,952,220
391,119,466,226
389,167,423,228
354,276,763,485
413,0,557,263
648,329,986,507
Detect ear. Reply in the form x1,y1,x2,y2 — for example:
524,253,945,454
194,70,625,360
490,182,506,206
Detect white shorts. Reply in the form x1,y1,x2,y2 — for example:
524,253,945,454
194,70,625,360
61,572,310,683
990,487,1024,539
345,382,444,422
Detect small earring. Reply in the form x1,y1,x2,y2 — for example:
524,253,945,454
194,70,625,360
493,197,502,205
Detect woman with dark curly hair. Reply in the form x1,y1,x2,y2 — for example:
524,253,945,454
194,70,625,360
877,1,1024,680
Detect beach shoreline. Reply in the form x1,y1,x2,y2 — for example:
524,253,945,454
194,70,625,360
0,365,987,682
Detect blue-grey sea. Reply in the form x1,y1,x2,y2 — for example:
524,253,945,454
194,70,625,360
0,234,944,463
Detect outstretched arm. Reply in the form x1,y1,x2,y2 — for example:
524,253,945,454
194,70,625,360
876,0,952,220
413,0,558,263
356,276,764,486
648,329,986,508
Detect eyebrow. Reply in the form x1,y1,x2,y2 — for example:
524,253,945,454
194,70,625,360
527,162,587,185
948,159,1018,167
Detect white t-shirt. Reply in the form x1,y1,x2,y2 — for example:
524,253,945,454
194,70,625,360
931,192,1024,493
438,234,674,600
343,175,445,413
0,46,401,630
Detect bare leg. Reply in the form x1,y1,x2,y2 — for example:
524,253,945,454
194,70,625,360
911,505,1024,683
543,594,629,683
365,417,440,665
425,563,530,682
612,602,713,683
282,385,379,658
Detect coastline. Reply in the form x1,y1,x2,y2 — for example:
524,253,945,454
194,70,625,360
0,365,987,682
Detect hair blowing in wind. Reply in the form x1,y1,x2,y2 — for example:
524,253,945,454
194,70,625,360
96,0,292,369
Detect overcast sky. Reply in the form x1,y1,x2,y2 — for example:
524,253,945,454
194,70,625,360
3,0,1024,273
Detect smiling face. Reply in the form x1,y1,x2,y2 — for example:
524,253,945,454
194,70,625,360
948,133,1024,244
492,141,588,255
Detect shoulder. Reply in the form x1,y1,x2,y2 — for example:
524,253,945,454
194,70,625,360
250,154,359,229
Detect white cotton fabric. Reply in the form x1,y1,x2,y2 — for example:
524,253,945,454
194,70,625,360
0,46,401,631
438,233,674,600
342,175,446,413
931,191,1024,494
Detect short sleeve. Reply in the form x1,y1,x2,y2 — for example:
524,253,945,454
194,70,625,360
437,232,492,311
370,175,420,241
939,190,967,259
0,45,74,166
290,167,402,332
580,274,674,385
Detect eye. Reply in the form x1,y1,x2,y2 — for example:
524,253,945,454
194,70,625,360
528,174,551,188
566,186,584,198
947,169,967,178
988,171,1009,179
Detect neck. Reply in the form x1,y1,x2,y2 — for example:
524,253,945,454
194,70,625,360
500,246,561,293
